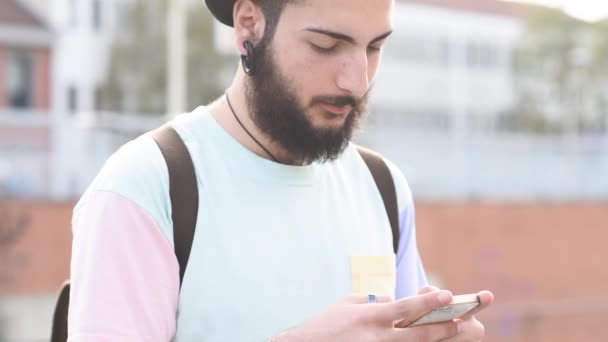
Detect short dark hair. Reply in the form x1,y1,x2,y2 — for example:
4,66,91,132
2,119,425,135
257,0,305,41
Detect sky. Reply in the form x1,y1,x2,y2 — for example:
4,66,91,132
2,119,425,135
511,0,608,22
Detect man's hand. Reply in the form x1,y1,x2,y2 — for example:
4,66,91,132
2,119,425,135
416,286,494,342
273,290,463,342
272,287,494,342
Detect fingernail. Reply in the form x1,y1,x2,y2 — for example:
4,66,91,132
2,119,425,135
438,291,452,304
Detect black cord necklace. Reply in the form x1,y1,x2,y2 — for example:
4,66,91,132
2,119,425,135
225,91,279,163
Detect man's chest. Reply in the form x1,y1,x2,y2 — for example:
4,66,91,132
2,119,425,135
174,183,394,340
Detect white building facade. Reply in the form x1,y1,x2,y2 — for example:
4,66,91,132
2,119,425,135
373,0,523,136
5,0,608,201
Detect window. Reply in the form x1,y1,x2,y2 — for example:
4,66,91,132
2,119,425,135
388,33,450,66
92,0,102,31
6,51,33,109
67,86,79,113
467,42,498,69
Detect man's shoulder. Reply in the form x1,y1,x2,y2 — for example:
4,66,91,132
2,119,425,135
349,144,414,212
382,157,414,212
79,106,212,198
94,133,168,194
74,133,171,229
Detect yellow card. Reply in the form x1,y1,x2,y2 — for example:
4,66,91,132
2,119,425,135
350,255,396,298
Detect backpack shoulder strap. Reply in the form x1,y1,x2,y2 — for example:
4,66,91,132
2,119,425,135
50,281,71,342
152,126,199,287
50,126,198,342
357,146,400,255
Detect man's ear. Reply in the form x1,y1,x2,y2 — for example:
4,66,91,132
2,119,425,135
233,0,266,54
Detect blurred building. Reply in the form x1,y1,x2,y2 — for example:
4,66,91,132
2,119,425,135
5,0,140,200
45,0,125,200
21,0,191,200
363,0,608,201
374,0,525,134
22,0,119,114
0,0,52,198
2,0,608,201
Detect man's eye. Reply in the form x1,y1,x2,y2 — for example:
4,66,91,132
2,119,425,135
311,44,337,54
368,46,382,53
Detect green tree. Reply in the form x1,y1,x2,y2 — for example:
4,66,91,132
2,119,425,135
98,0,233,115
512,8,608,134
586,18,608,132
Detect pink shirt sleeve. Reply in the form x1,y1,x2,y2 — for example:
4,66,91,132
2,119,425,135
68,190,179,341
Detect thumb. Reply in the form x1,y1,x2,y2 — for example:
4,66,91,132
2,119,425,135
378,290,453,327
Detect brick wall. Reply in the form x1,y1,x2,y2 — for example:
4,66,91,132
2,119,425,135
0,201,72,296
416,201,608,341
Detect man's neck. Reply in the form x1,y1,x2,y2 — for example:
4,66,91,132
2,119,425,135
208,78,306,166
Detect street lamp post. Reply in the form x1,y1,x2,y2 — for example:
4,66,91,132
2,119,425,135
167,0,187,116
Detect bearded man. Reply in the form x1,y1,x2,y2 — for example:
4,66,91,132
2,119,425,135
68,1,493,341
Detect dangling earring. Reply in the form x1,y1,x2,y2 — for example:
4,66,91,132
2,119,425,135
241,40,256,76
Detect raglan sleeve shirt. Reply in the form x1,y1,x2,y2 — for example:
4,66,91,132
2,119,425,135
68,135,427,341
68,135,180,341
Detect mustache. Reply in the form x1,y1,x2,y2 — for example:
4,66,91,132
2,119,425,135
310,95,359,108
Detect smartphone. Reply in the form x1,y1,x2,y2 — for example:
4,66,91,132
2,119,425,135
395,294,480,328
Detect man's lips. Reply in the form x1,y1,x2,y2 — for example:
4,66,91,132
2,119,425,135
320,102,351,115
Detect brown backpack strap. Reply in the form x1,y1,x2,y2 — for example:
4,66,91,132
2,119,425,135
357,146,400,254
50,281,71,342
50,126,198,342
152,126,199,287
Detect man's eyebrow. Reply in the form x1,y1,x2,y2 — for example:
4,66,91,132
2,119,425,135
370,30,393,44
305,28,355,44
304,28,393,46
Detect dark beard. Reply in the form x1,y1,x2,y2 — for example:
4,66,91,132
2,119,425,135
245,39,369,163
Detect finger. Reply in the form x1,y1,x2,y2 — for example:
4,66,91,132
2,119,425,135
342,294,394,305
380,290,453,324
375,296,394,304
394,320,460,341
417,285,441,295
460,290,494,321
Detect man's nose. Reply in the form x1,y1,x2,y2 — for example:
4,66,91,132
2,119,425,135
336,51,369,98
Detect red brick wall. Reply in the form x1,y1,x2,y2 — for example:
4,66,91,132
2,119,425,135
1,200,607,341
0,201,72,296
416,202,608,342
